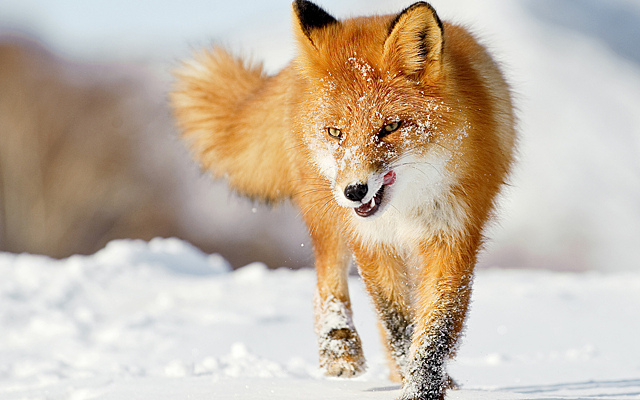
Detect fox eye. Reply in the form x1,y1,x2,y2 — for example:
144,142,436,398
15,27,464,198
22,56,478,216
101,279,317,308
327,127,342,140
379,121,402,138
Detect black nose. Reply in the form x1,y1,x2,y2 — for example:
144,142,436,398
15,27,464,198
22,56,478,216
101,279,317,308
344,182,368,202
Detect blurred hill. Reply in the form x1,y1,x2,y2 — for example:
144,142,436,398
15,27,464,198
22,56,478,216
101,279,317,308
1,0,639,272
0,36,310,268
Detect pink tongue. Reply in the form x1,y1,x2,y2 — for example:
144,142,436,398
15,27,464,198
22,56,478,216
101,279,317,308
383,170,396,185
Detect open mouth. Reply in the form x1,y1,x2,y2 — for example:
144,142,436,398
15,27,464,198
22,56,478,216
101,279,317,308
354,185,385,217
354,171,396,218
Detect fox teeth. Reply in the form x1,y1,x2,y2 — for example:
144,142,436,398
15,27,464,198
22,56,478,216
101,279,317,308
369,198,375,208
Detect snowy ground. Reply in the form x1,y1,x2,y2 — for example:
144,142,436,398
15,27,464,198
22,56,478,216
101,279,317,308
1,238,639,399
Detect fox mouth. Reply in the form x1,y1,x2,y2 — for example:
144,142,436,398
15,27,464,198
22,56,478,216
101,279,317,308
354,171,396,218
354,186,385,217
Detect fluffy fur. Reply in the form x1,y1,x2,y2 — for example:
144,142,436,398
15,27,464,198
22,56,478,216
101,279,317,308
171,1,516,399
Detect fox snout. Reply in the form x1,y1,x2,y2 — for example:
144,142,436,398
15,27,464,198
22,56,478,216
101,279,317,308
336,171,396,218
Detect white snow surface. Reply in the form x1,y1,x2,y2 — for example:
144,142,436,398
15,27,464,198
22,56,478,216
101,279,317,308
1,237,639,399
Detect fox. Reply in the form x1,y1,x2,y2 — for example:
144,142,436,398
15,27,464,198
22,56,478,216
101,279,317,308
171,1,516,399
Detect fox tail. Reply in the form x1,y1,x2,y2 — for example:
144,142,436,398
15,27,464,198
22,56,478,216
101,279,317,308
171,48,293,202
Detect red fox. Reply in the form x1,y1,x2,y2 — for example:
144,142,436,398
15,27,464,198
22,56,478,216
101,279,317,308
171,1,516,399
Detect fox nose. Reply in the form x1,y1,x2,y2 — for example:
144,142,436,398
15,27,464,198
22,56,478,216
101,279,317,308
344,182,368,202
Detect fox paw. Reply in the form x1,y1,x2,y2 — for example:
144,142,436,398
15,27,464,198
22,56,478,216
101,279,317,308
445,374,459,390
319,328,366,377
398,374,457,400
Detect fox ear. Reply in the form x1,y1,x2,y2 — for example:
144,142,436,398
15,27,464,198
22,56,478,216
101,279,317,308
292,0,338,47
383,2,444,79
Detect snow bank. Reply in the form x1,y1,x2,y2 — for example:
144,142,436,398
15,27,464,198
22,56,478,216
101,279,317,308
1,238,639,399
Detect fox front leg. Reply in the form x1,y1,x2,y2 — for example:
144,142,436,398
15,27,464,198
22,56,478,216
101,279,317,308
314,290,365,377
400,238,475,400
401,304,465,400
309,216,366,377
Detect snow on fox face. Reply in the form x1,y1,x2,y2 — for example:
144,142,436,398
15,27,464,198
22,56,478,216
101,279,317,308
303,54,453,220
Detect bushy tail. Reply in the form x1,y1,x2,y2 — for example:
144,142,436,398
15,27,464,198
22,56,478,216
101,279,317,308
171,48,294,202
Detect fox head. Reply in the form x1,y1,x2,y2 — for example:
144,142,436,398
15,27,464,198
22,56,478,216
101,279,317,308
291,1,461,219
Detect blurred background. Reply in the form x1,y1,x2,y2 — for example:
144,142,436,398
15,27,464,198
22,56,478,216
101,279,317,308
0,0,638,271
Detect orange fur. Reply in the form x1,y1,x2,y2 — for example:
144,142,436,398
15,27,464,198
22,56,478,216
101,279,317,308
171,2,516,399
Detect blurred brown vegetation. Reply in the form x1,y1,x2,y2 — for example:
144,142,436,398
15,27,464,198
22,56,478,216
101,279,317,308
0,35,310,268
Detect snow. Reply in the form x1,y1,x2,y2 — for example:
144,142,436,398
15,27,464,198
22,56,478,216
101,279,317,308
1,238,639,399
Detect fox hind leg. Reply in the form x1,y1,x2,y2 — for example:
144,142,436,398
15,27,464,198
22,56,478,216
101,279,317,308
374,295,413,381
352,244,414,381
